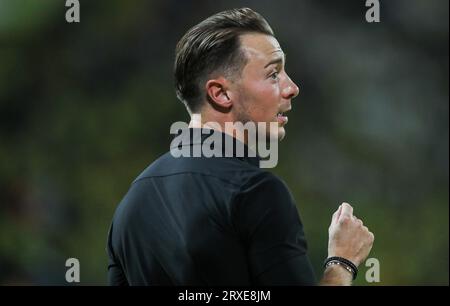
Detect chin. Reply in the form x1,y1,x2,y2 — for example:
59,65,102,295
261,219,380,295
266,126,285,142
278,127,286,141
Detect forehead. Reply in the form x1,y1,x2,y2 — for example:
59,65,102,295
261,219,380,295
239,33,284,63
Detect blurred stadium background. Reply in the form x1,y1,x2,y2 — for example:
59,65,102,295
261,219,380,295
0,0,448,285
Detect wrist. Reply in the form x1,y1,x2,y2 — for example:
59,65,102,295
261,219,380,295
324,256,358,280
321,264,353,286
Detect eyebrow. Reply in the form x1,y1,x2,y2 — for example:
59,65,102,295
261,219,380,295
264,53,286,69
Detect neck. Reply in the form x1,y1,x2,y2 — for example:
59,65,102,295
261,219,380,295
188,113,256,152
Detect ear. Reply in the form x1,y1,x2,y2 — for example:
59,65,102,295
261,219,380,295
205,78,233,109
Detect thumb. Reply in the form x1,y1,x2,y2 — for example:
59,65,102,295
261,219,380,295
332,204,343,224
339,202,353,219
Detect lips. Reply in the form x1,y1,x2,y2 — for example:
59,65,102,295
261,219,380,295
277,112,288,124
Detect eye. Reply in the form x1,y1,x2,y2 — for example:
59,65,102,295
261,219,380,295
270,71,279,80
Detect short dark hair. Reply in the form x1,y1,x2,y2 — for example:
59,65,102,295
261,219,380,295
174,8,274,113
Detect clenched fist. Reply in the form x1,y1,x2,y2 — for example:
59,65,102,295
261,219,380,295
327,202,374,267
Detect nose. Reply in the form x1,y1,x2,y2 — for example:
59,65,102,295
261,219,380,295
282,76,300,100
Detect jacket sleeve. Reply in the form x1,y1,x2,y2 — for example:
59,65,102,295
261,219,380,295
233,172,317,285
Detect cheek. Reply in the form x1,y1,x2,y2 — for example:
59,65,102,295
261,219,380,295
253,82,280,114
255,81,280,98
239,80,280,120
247,81,279,109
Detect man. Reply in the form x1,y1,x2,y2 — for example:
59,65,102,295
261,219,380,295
107,8,374,286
